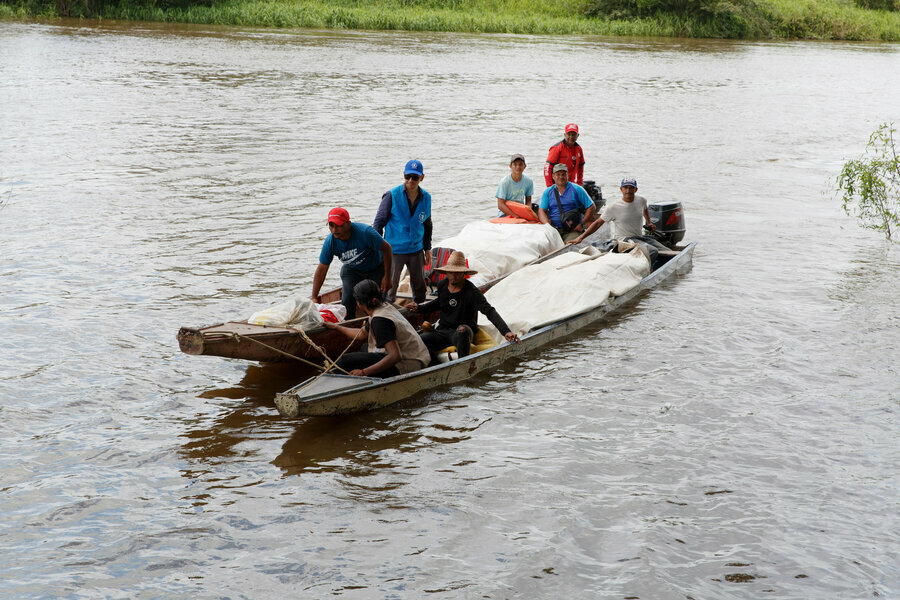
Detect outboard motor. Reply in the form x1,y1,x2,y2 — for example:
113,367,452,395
582,180,605,209
648,202,685,248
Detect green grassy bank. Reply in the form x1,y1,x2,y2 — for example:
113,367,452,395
3,0,900,40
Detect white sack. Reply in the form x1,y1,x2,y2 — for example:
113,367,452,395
478,246,650,342
316,302,347,322
248,296,324,330
396,220,563,295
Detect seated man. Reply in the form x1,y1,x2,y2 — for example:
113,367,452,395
407,250,519,364
324,280,430,378
569,176,665,251
538,163,596,243
496,153,534,217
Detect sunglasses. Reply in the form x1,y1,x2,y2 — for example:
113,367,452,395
405,174,420,181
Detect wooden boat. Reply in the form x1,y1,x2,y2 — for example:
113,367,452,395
274,241,696,417
177,233,573,364
177,286,372,364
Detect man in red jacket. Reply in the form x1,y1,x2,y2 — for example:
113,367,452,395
543,123,585,187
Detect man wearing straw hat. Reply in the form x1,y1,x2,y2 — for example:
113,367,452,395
407,250,519,364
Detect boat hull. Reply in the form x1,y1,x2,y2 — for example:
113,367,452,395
275,242,695,417
176,321,368,362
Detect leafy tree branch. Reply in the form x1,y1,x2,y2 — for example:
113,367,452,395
837,122,900,242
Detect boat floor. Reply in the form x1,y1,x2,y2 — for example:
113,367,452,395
295,374,376,398
200,322,302,336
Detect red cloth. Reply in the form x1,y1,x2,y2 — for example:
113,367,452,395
543,140,585,187
319,308,339,323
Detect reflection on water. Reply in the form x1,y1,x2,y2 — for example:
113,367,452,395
197,362,316,402
2,19,899,599
183,361,491,476
273,397,497,477
274,414,422,475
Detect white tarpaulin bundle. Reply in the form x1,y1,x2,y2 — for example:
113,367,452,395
248,296,324,330
478,245,651,342
438,221,563,287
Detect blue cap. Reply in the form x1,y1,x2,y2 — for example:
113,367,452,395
404,159,424,176
620,176,637,188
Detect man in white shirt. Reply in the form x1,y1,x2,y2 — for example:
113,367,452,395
569,176,658,245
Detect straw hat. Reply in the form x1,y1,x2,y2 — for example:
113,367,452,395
435,250,478,276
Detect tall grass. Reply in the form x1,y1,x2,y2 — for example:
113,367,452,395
0,3,25,16
104,0,594,34
757,0,900,39
3,0,900,40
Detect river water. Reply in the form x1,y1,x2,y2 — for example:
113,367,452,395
1,19,898,599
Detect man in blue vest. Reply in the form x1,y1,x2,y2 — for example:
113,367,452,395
374,159,433,303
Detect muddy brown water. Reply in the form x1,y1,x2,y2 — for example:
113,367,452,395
1,20,898,598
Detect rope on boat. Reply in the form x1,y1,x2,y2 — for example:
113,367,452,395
230,324,364,379
294,325,329,360
292,322,362,376
290,327,367,393
230,333,327,371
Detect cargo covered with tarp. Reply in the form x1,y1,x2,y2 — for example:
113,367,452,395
397,220,563,292
478,244,651,341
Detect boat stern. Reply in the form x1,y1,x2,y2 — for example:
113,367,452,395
274,392,302,418
177,327,205,355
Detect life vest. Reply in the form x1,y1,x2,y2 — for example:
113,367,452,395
489,201,540,224
423,247,456,290
384,184,431,254
504,201,539,221
369,303,430,374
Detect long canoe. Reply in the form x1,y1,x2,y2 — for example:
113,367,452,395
176,234,574,364
274,241,696,417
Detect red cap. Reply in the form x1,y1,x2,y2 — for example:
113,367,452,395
565,123,579,133
327,207,350,225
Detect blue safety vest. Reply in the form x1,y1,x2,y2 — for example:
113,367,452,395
384,184,431,254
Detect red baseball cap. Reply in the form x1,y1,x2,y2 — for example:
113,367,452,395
565,123,579,133
327,207,350,225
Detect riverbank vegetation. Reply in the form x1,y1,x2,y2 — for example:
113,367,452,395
3,0,900,40
837,122,900,242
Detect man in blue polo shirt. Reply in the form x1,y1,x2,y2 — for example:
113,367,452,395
538,163,596,242
373,159,433,303
312,207,393,320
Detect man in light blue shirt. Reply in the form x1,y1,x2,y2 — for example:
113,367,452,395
496,153,534,217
